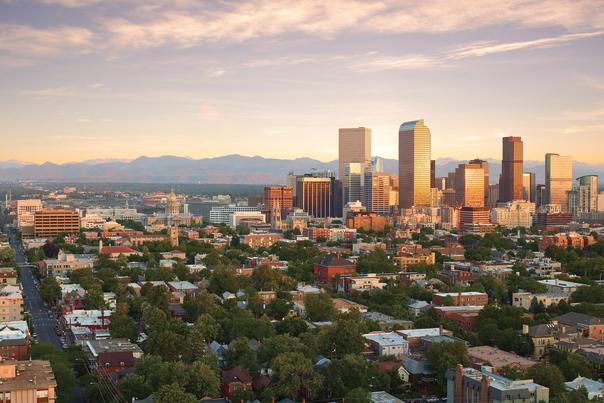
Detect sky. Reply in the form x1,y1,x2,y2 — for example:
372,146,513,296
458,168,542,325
1,0,603,164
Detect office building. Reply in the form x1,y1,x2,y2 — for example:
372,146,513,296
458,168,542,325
454,163,485,207
338,127,371,179
0,286,23,322
263,186,294,219
15,199,43,229
523,172,537,202
545,153,573,211
399,119,431,208
490,201,535,229
209,205,260,224
295,176,332,218
536,184,546,207
342,162,370,205
33,209,80,238
577,175,598,213
460,207,491,233
364,172,392,215
499,136,523,202
430,160,436,189
469,159,489,206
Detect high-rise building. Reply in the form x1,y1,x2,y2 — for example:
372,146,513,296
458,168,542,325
263,186,294,219
536,184,546,207
522,172,537,203
399,119,431,208
430,160,436,189
455,163,485,208
338,127,371,179
372,157,384,173
342,162,371,205
545,153,573,211
364,172,392,215
469,159,489,207
34,209,80,238
577,175,598,213
499,136,523,202
295,176,332,218
330,179,343,218
15,199,43,229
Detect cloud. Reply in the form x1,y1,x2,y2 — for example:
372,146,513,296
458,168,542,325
447,31,604,59
207,69,225,78
0,23,94,64
351,30,604,72
38,0,101,7
99,0,604,49
577,73,604,91
89,83,104,88
198,104,220,121
19,87,76,99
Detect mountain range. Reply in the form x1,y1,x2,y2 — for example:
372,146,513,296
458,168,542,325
1,155,603,185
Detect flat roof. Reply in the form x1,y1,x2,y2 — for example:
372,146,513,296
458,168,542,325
468,346,537,368
0,360,56,392
363,332,408,347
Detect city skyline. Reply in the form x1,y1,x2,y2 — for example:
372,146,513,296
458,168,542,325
1,1,604,163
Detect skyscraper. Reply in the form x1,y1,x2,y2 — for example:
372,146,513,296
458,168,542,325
338,127,371,179
577,175,598,213
399,119,431,208
342,162,370,205
263,186,294,219
430,160,436,189
545,153,573,211
364,172,392,215
499,136,524,202
454,163,485,208
469,158,489,207
295,176,332,218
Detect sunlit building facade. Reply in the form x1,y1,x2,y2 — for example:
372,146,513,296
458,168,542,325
338,127,371,180
295,176,332,218
577,175,598,214
454,163,485,208
499,136,524,202
399,119,431,208
545,153,573,212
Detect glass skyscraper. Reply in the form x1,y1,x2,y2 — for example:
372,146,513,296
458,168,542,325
399,119,431,208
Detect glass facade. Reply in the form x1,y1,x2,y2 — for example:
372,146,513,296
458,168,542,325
399,119,431,208
545,153,573,211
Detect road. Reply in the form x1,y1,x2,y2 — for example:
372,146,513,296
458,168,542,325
5,230,63,348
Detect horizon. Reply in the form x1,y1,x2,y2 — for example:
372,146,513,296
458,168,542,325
1,1,603,163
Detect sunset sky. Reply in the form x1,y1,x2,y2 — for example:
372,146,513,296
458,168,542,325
1,0,603,164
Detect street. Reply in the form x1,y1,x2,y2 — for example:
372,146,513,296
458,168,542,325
5,230,63,348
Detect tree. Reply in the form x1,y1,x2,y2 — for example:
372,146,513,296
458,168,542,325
527,364,565,397
42,242,59,258
154,383,197,403
39,276,61,304
120,373,152,401
269,352,321,400
357,249,397,273
426,341,470,395
258,334,311,365
344,388,371,403
225,337,260,374
304,293,336,322
318,319,366,358
0,247,16,266
267,298,293,320
186,361,220,398
30,343,77,403
85,284,106,309
110,312,138,342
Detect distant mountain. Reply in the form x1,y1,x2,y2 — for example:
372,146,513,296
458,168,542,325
1,155,603,185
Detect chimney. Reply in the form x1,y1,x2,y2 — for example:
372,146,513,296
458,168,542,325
522,324,529,335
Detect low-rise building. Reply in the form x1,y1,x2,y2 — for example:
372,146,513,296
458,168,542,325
512,292,570,310
363,332,409,358
242,232,283,248
335,274,388,293
434,305,484,331
85,339,143,380
447,365,549,403
467,346,537,371
432,292,489,307
313,253,356,284
0,269,17,286
0,359,57,402
398,327,452,350
565,376,604,400
0,286,23,322
40,251,94,277
0,321,30,360
394,252,436,271
538,279,586,294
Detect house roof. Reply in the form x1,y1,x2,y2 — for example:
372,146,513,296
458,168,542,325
222,367,252,384
319,253,355,267
554,312,603,327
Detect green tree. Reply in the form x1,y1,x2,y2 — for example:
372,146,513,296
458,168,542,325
318,319,366,358
85,284,106,309
186,361,220,398
154,383,197,403
426,341,470,395
110,312,138,342
225,337,260,374
0,247,16,266
39,276,61,304
344,388,371,403
269,352,321,400
357,249,397,273
527,364,565,397
304,293,336,322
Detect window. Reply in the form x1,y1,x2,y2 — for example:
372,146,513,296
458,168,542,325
36,390,48,398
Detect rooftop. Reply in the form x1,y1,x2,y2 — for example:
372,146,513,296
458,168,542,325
0,360,56,392
363,332,408,347
86,339,143,357
468,346,537,369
